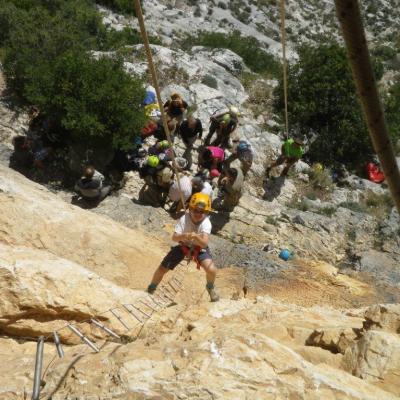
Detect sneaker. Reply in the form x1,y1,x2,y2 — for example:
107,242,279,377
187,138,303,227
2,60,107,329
206,287,220,302
147,284,157,294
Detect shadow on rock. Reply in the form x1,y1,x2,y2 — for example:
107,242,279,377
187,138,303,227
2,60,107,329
210,211,231,234
263,176,286,201
71,195,101,209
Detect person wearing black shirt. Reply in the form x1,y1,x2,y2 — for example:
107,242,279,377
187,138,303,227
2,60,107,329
179,116,203,170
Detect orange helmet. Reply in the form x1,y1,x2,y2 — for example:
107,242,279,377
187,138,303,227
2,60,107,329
189,192,211,212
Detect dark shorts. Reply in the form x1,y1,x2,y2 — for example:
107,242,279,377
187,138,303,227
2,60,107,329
161,245,212,270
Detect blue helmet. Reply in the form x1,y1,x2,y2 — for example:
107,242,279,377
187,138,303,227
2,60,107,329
279,249,292,261
237,140,250,152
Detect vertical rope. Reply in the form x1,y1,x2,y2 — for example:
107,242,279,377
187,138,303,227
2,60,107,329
133,0,187,211
334,0,400,213
280,0,289,138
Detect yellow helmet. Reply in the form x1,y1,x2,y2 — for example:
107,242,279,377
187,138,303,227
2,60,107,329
189,192,211,212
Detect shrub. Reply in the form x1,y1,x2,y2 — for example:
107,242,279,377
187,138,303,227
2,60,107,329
2,0,146,151
96,0,141,16
182,30,280,77
273,39,387,167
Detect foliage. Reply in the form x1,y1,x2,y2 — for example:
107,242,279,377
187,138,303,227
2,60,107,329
96,0,141,16
273,40,387,167
182,30,280,77
1,0,146,150
384,78,400,145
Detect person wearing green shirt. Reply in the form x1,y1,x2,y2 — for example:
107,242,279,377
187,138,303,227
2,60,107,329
266,137,305,177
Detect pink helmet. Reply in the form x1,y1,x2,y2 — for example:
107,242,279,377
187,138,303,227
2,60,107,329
210,168,220,178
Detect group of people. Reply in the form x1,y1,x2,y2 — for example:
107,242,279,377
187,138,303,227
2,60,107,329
12,90,306,303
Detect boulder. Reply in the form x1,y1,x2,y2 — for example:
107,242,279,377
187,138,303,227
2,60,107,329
363,304,400,333
0,243,144,340
343,330,400,395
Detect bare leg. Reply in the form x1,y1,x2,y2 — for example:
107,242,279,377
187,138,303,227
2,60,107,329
201,259,219,301
149,265,169,286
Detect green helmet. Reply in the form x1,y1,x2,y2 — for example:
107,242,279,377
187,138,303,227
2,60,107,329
147,155,159,168
159,140,170,150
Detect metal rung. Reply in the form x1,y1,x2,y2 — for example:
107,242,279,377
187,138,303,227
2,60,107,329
67,324,99,353
167,280,179,293
158,288,174,302
110,309,130,330
91,319,120,339
123,304,143,323
130,303,151,319
149,294,167,307
139,299,158,312
161,285,175,297
172,277,183,286
53,331,64,358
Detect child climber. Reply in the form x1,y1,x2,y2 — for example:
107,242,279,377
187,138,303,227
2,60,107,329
147,193,220,302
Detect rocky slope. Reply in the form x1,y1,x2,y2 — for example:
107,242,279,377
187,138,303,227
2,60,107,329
0,141,399,399
0,1,399,398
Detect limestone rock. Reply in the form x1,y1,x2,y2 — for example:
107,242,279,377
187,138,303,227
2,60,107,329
0,164,165,290
363,304,400,333
343,330,400,396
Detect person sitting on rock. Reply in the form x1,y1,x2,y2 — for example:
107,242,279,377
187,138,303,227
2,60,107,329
224,139,253,175
74,165,111,202
179,116,203,169
141,118,177,143
204,106,239,149
163,92,189,122
198,146,225,179
11,135,34,169
147,193,220,302
213,167,244,212
266,137,305,178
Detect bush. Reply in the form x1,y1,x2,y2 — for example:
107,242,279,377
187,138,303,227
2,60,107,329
273,40,387,167
182,30,280,77
96,0,141,16
2,0,146,150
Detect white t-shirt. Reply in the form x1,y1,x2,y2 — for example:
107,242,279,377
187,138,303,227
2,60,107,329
200,181,213,199
168,175,192,202
174,213,212,240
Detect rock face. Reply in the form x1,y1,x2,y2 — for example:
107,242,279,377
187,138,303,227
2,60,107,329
26,298,398,400
0,243,145,340
0,164,165,290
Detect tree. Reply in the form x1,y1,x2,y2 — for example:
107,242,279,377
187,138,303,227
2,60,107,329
273,41,381,166
2,0,146,151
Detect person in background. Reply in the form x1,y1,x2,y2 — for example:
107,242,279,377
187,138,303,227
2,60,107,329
204,106,239,149
214,167,244,212
164,93,189,122
179,116,203,169
198,146,225,179
74,165,111,202
266,137,305,178
224,139,253,175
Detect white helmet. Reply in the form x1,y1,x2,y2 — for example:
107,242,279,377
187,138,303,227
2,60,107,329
229,106,240,117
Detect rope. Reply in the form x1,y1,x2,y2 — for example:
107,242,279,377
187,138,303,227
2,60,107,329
279,0,289,138
334,0,400,213
133,0,187,212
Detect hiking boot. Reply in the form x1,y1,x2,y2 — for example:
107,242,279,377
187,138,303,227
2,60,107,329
147,284,157,294
207,286,220,302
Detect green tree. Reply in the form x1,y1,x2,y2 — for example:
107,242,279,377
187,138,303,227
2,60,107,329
2,0,146,150
384,79,400,146
273,41,382,166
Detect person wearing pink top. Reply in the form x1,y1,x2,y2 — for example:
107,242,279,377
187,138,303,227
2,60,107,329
198,146,225,178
